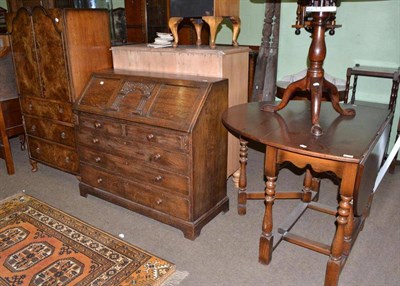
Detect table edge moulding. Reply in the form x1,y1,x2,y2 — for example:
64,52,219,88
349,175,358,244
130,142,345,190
222,100,392,285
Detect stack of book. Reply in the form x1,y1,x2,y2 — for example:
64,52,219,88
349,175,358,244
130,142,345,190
147,32,174,48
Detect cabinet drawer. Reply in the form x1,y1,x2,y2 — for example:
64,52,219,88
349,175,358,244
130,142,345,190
80,163,190,220
28,137,79,174
77,130,189,175
20,97,73,122
78,114,190,152
79,146,189,196
24,116,75,147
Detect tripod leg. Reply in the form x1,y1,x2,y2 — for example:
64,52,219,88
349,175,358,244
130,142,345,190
261,76,307,112
324,79,355,116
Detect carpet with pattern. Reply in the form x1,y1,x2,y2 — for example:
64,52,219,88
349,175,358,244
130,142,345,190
0,194,175,286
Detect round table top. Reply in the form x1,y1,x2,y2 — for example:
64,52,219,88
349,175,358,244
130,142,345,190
222,101,391,163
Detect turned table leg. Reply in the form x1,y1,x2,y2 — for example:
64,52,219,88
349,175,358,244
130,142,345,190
343,200,354,256
344,67,352,103
302,169,313,202
325,194,352,286
350,74,359,104
259,146,278,264
238,138,248,215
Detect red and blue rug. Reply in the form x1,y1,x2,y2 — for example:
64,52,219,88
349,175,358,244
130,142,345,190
0,194,175,285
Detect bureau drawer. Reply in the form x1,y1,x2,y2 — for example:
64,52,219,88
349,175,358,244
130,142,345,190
20,97,73,122
80,163,190,220
79,146,189,196
24,116,75,147
78,114,190,152
28,137,79,174
77,130,189,175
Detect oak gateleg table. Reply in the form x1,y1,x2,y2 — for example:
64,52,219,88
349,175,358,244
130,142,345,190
222,101,392,285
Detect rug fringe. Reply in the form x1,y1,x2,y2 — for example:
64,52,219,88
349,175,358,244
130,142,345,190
161,270,189,286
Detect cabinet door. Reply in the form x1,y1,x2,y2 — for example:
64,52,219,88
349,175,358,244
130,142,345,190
32,7,70,102
146,0,169,43
7,9,42,98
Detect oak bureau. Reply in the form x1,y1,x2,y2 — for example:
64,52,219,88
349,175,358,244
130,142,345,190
74,69,229,239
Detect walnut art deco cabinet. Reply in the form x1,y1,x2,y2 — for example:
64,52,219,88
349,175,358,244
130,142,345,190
6,7,112,174
74,70,229,239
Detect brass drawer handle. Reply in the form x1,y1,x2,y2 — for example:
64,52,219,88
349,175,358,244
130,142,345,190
28,103,33,110
58,107,64,114
92,138,99,144
147,134,154,141
31,125,36,132
97,178,103,183
152,153,161,161
35,147,40,154
65,156,70,163
155,175,163,182
156,198,163,205
95,157,101,163
60,132,66,139
94,122,102,128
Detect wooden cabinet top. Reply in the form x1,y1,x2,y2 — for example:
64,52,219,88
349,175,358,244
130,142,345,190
74,69,228,132
111,44,250,56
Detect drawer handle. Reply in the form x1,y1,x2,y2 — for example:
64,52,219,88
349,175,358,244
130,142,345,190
95,157,101,163
65,156,70,163
152,153,161,161
155,175,163,182
28,103,33,110
94,122,102,128
35,147,40,154
60,132,66,139
31,125,36,132
92,138,99,144
147,134,154,141
156,198,163,205
58,107,64,114
97,178,103,183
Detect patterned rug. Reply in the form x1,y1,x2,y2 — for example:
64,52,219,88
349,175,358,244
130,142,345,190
0,194,175,286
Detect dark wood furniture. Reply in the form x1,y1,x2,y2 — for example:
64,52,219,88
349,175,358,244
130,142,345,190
123,0,210,46
0,35,24,175
74,69,229,240
0,97,24,175
169,0,240,49
344,65,400,109
262,1,354,136
251,1,280,102
6,7,112,174
344,65,400,172
222,101,392,286
276,71,346,102
124,0,170,44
